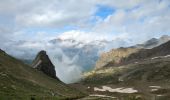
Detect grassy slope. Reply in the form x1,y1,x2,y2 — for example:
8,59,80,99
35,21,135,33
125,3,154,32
83,57,170,85
0,50,85,100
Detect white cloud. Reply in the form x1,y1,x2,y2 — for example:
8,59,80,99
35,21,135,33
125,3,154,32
12,0,97,28
98,0,143,9
92,0,170,42
0,0,169,38
48,48,83,83
57,30,114,43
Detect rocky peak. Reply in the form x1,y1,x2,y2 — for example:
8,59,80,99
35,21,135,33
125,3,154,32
32,50,58,79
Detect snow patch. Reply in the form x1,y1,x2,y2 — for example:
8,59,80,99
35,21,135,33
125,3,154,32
135,62,138,64
151,89,158,92
94,86,138,93
157,95,164,97
151,57,160,60
151,55,170,60
149,86,161,88
89,94,116,98
164,55,170,58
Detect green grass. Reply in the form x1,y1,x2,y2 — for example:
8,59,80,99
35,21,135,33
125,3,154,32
0,50,86,99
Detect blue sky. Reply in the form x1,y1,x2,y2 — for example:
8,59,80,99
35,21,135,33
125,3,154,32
95,5,115,19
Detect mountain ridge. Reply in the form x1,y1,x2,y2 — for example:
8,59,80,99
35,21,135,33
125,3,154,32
95,35,170,69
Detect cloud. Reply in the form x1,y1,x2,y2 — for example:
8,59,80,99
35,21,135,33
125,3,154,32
48,48,82,83
11,0,97,28
57,30,114,43
0,0,170,38
92,0,170,42
98,0,143,9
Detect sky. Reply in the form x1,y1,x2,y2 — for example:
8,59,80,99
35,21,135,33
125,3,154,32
0,0,170,43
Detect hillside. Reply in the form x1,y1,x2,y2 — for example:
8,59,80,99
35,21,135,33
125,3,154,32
82,56,170,99
77,40,170,100
85,40,170,85
0,49,85,100
95,36,170,69
95,47,139,69
123,40,170,63
84,55,170,84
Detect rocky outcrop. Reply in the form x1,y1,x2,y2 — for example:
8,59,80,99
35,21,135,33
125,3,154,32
95,47,139,69
32,50,57,79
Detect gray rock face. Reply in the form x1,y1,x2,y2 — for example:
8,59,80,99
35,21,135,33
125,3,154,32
32,50,58,79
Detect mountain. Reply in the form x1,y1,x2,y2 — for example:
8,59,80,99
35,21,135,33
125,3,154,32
122,40,170,63
95,35,170,69
0,49,85,99
135,35,170,49
82,54,170,99
31,50,57,79
79,40,170,100
95,47,139,69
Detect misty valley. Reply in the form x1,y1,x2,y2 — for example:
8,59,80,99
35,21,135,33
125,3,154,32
1,35,170,100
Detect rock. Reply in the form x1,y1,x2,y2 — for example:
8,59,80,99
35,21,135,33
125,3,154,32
32,50,58,79
95,47,139,69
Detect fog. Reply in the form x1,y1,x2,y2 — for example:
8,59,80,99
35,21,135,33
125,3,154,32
1,33,164,84
0,37,137,84
47,48,83,83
